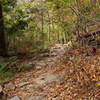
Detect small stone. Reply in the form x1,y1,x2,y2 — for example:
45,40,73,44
35,61,47,69
40,53,50,57
24,96,47,100
25,88,35,93
8,96,20,100
5,83,15,91
52,97,61,100
36,66,42,70
50,52,57,56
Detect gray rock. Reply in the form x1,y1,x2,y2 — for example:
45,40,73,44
5,83,15,91
8,96,20,100
35,61,47,69
34,73,57,85
40,53,50,57
24,96,47,100
36,61,46,66
25,89,34,93
50,52,57,56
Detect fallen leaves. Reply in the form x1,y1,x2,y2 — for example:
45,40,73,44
4,47,100,100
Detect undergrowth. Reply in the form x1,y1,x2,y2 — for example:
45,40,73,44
0,56,18,81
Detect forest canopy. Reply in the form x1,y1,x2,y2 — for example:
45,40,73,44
0,0,100,55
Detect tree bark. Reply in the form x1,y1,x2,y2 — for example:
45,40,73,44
47,10,51,42
0,3,7,56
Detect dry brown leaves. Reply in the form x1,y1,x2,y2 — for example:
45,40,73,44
7,47,100,100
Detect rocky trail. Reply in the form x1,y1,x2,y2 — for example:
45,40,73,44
0,44,100,100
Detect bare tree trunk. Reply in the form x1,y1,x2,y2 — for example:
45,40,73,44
47,11,51,42
41,11,44,33
57,31,60,43
0,3,7,56
51,17,55,43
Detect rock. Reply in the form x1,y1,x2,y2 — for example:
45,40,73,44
24,96,47,100
16,82,30,87
35,61,47,69
50,52,57,56
50,44,66,55
34,72,64,86
25,72,33,77
8,96,20,100
52,97,61,100
34,73,58,86
25,88,35,93
36,66,43,70
4,83,15,91
0,85,8,100
21,64,34,71
40,53,50,57
46,58,52,62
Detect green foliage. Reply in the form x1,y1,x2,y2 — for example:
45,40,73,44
0,62,13,80
1,0,99,54
96,82,100,86
0,71,13,81
0,56,18,80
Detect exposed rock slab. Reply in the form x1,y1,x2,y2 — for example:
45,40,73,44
33,72,65,87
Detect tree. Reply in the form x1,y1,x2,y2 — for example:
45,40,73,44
0,2,7,56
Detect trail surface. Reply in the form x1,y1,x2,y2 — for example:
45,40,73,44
1,45,100,100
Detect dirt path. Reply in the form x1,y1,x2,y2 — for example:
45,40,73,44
0,45,100,100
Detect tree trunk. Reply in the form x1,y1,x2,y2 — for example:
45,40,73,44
47,11,51,42
0,3,7,56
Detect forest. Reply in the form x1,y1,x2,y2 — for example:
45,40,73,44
0,0,100,100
